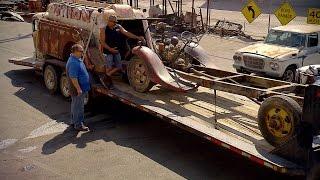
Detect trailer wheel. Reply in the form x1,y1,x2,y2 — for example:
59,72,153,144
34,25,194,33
127,57,154,92
59,73,70,98
44,65,59,94
258,95,301,146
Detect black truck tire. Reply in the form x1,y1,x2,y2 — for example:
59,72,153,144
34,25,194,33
282,66,296,82
59,72,70,98
258,95,302,146
44,65,59,94
127,57,154,93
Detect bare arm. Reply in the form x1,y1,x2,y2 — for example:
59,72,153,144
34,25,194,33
70,78,82,95
120,26,142,40
100,27,111,50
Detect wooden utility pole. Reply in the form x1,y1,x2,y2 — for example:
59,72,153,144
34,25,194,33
206,0,210,28
191,0,195,28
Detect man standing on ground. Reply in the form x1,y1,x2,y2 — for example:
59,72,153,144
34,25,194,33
66,44,90,131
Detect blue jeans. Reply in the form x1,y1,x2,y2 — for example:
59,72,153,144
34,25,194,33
71,92,87,128
104,53,122,69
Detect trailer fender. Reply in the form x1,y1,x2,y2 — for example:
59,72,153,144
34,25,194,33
131,46,194,92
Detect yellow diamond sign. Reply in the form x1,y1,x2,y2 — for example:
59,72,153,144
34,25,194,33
241,0,262,23
274,2,297,25
307,8,320,25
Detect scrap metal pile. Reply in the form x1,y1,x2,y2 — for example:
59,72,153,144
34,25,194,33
148,2,204,34
150,21,192,71
0,1,25,22
157,12,203,33
208,19,253,39
297,65,320,85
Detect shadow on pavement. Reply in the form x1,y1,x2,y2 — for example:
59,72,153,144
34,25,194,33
0,33,32,44
5,68,302,180
5,68,74,122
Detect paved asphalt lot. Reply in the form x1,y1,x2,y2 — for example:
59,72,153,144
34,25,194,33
0,21,303,179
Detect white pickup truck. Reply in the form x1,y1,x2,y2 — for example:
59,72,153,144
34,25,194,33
233,25,320,82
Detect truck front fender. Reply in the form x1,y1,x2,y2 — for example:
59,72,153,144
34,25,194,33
131,46,194,92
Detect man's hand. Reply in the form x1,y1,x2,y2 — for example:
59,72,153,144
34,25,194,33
137,36,145,43
109,47,119,54
77,88,83,96
88,64,95,70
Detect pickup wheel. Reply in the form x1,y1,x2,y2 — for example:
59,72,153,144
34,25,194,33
235,68,243,73
44,65,59,94
282,67,296,82
60,73,70,98
258,95,301,146
127,56,154,92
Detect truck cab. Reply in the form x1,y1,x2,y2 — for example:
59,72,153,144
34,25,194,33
233,25,320,82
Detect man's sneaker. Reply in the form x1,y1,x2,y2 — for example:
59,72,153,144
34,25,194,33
74,124,90,131
108,82,115,90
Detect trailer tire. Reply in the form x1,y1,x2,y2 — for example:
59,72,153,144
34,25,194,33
258,95,302,147
60,73,70,98
44,65,59,94
127,56,154,92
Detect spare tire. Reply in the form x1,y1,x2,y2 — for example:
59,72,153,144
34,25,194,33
258,95,302,146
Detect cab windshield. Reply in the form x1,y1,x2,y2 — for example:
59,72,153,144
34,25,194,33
265,30,306,48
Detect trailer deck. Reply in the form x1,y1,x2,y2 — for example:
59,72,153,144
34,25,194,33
9,56,308,175
92,77,305,175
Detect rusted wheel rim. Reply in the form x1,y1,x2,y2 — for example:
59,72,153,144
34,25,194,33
60,75,70,98
265,107,293,139
132,61,148,86
44,69,55,89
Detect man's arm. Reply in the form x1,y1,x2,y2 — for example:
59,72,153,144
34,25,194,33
100,27,110,50
70,78,82,95
119,26,144,41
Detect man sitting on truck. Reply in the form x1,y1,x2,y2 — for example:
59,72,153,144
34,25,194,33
66,44,90,131
100,15,145,78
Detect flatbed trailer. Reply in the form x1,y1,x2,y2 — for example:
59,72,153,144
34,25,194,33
9,56,314,176
92,78,305,175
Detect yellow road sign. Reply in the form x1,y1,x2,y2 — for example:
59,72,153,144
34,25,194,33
274,2,296,25
241,0,262,23
307,8,320,25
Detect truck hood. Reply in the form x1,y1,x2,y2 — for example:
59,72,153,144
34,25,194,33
238,43,299,59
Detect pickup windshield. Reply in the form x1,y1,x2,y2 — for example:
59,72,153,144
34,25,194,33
265,30,306,48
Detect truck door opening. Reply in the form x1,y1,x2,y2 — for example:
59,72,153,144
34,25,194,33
117,20,145,60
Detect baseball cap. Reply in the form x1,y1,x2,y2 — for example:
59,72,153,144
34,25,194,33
108,15,118,22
